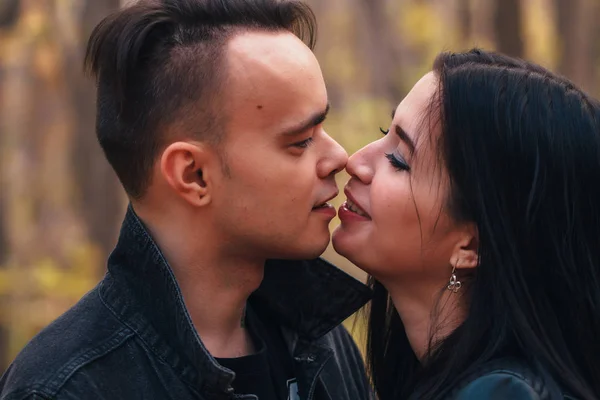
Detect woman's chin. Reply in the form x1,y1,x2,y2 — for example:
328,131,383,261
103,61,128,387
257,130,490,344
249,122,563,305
332,227,350,254
332,227,367,269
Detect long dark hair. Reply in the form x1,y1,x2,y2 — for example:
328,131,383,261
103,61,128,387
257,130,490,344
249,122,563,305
366,49,600,399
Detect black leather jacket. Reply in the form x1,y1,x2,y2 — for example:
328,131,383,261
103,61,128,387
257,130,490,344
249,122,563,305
448,359,579,400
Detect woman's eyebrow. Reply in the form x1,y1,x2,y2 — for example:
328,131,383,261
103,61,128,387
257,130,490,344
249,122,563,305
395,125,416,155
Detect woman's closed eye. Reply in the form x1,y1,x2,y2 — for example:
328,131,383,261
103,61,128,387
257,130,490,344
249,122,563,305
381,127,411,171
385,152,410,172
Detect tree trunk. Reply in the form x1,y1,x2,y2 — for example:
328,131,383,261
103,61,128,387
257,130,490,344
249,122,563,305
493,0,524,58
67,0,124,261
555,0,596,93
355,0,401,101
0,0,20,29
0,64,7,265
457,0,472,45
471,0,494,49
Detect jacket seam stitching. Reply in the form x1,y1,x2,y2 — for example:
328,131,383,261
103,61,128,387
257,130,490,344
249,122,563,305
4,387,53,400
98,288,201,392
47,326,135,395
307,349,334,400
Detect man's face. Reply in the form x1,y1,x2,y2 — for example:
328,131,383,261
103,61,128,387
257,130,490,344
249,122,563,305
209,31,347,260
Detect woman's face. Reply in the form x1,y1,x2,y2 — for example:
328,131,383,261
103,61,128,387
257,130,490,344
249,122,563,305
333,72,473,285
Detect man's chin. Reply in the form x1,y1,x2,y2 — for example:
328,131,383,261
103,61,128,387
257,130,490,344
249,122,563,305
273,238,330,261
295,241,330,260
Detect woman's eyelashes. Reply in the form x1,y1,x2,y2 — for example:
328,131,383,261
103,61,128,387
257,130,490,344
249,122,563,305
385,152,410,172
381,127,410,171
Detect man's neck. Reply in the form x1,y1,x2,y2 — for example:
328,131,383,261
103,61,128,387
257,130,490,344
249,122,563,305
175,256,264,358
135,205,265,358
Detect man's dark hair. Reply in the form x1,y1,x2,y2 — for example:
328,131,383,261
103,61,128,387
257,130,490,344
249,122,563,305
84,0,317,199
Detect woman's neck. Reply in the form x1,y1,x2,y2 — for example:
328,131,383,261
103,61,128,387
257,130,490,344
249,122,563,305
386,279,466,360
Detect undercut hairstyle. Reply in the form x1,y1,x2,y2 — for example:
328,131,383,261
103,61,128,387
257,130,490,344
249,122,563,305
84,0,317,198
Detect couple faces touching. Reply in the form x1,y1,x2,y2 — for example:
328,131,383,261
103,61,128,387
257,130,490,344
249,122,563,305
154,30,477,284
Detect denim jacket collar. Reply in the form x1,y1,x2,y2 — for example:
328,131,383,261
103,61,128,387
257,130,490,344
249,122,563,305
100,205,371,397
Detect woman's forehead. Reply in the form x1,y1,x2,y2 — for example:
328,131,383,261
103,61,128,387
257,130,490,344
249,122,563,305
393,72,438,134
392,72,440,152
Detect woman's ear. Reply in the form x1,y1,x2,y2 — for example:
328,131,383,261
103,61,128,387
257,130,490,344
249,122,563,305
159,141,214,207
449,223,479,270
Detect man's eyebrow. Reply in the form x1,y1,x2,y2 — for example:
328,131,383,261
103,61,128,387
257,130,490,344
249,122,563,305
281,103,331,136
395,125,416,154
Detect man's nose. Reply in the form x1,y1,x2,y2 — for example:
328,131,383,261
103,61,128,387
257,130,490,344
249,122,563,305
318,133,348,178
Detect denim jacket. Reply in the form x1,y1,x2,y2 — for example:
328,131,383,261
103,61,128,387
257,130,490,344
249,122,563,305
0,207,373,400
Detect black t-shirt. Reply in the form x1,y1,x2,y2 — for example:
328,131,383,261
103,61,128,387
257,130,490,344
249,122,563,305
215,307,297,400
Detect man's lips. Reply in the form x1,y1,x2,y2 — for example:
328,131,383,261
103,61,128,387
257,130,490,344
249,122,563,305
312,190,339,209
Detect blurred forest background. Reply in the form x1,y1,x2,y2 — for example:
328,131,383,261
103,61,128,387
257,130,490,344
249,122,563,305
1,0,599,371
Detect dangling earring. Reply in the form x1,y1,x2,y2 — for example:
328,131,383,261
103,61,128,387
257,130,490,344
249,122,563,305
447,262,462,293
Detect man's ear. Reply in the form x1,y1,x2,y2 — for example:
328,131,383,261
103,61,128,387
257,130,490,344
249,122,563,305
159,141,216,207
449,223,479,270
